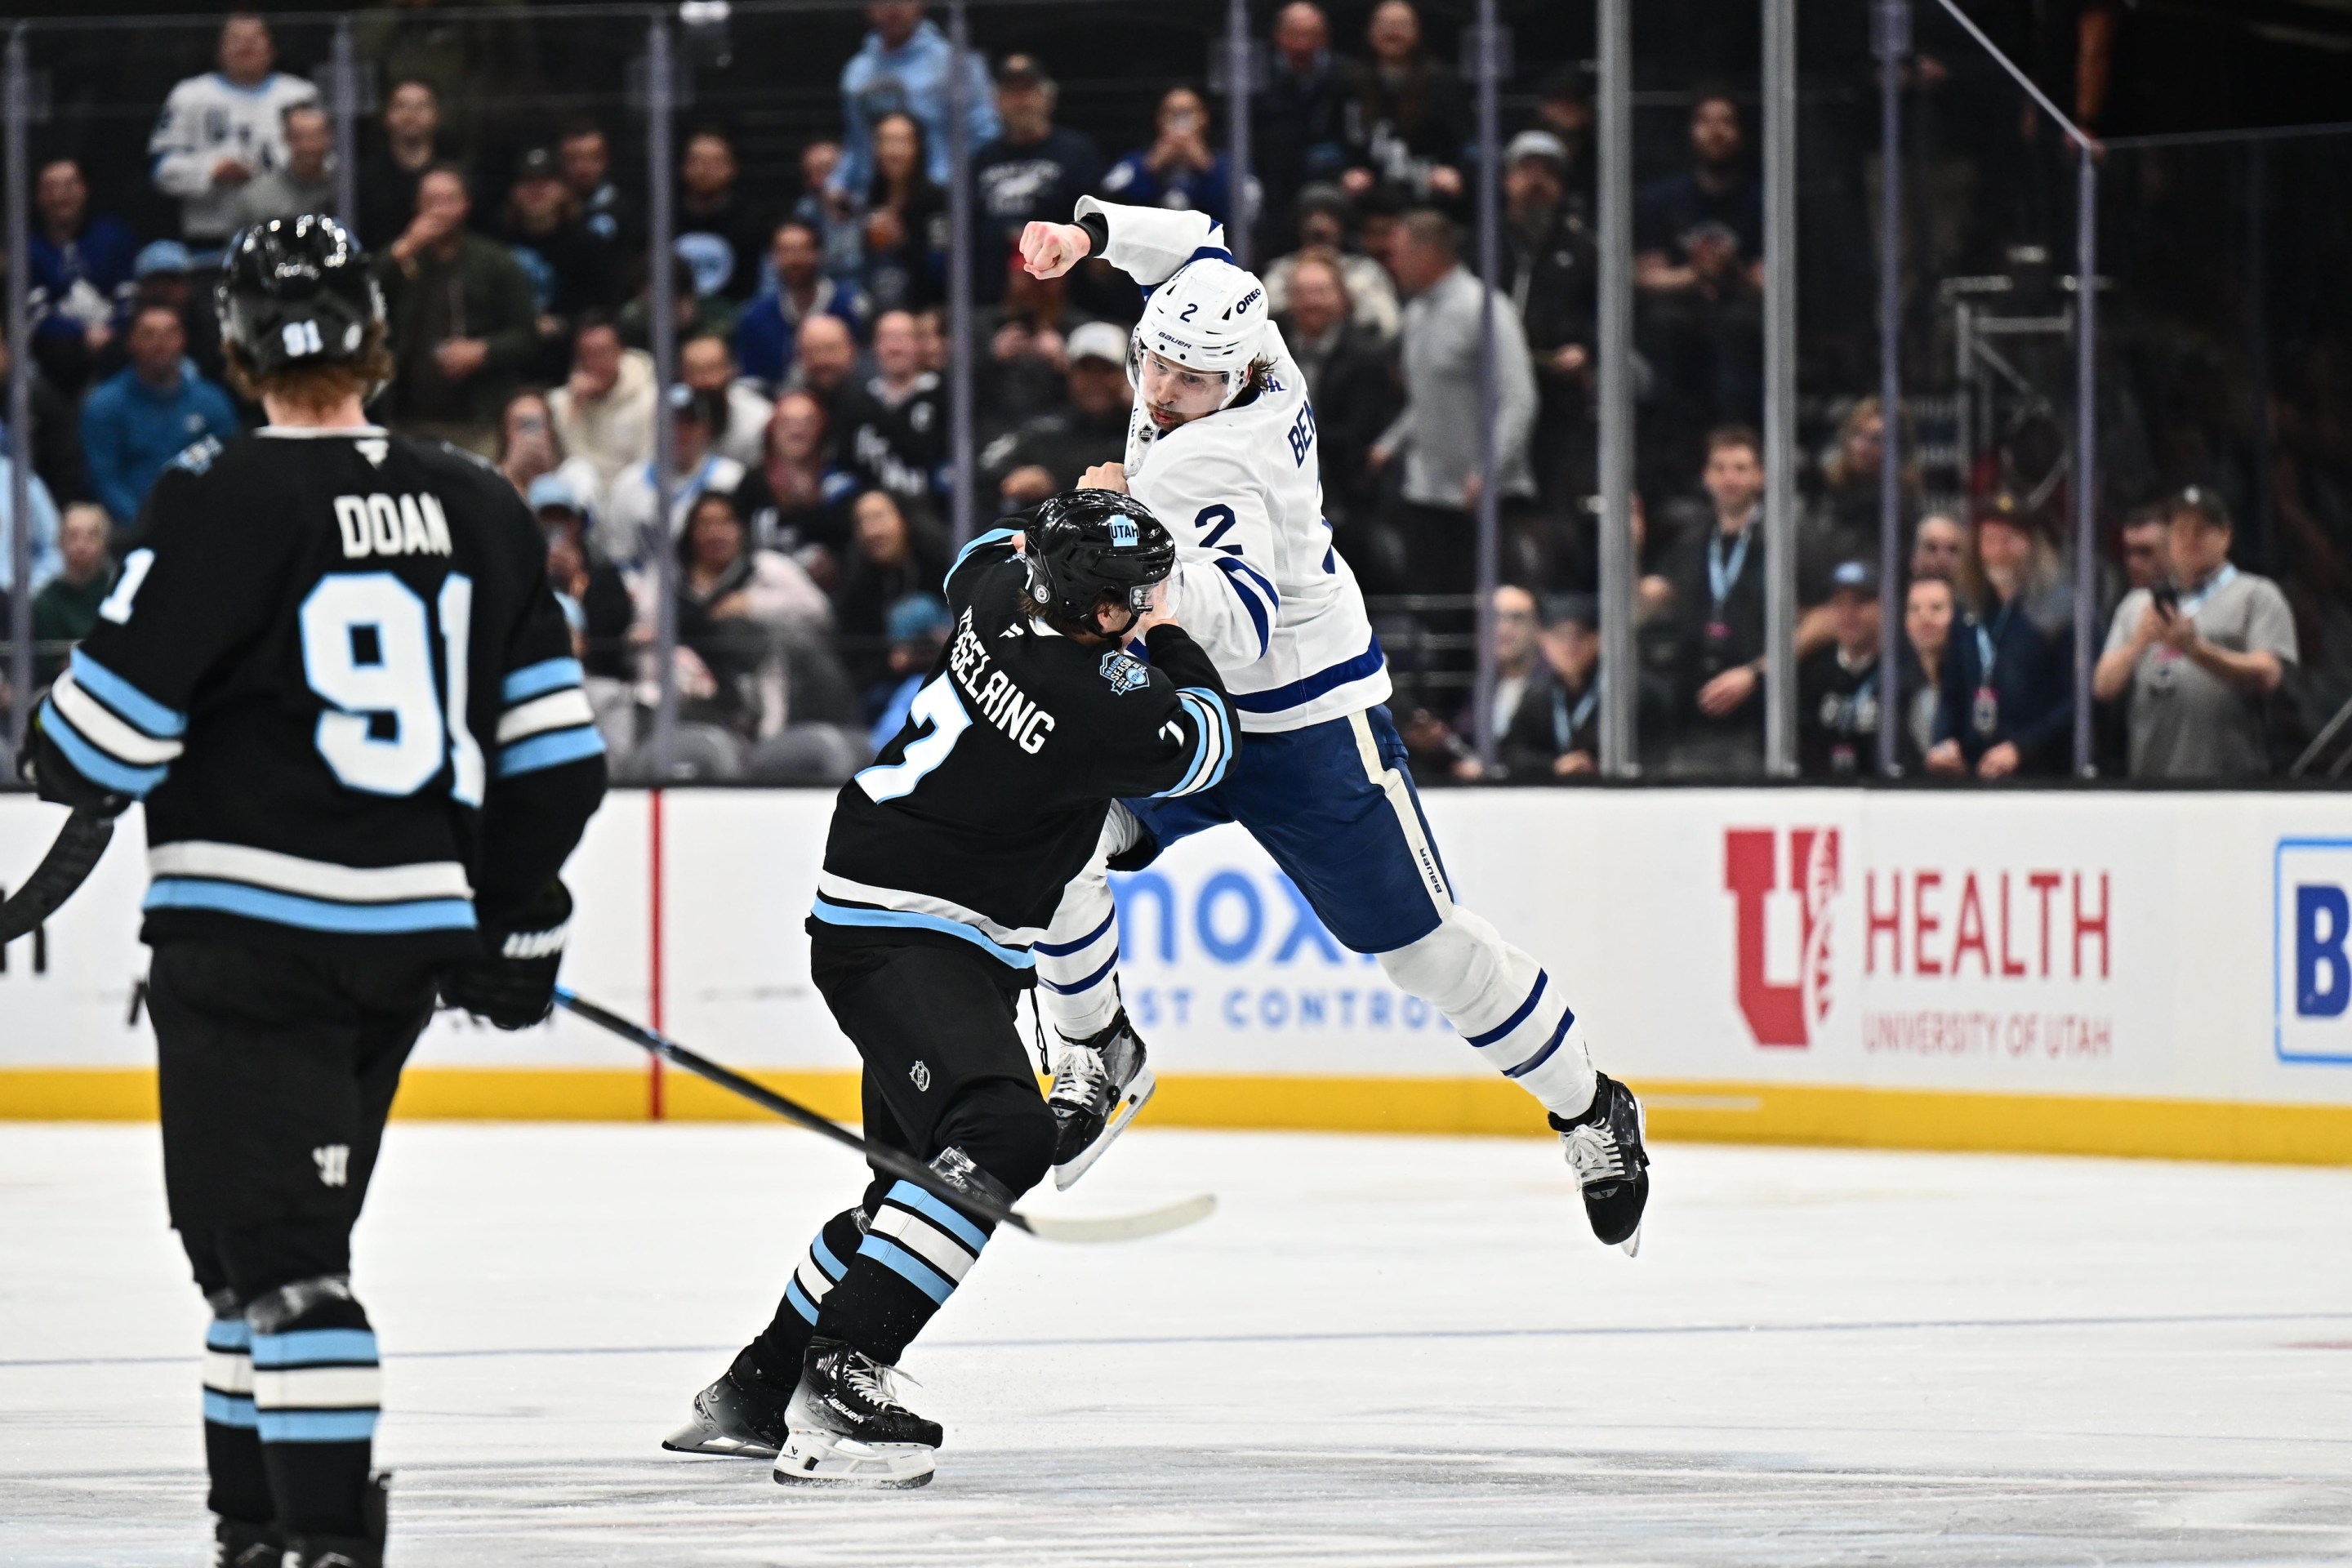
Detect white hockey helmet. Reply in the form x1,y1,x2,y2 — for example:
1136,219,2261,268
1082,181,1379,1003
1129,254,1269,410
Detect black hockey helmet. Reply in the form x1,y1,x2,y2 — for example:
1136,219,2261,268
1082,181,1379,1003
1022,489,1177,631
216,215,385,381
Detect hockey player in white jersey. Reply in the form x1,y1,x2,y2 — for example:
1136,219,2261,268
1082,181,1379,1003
1018,198,1647,1249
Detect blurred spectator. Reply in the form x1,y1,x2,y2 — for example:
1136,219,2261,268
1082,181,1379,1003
227,104,337,230
1903,574,1957,763
558,119,639,253
1503,130,1597,507
1660,426,1772,777
970,55,1102,304
499,146,621,378
550,317,657,497
1101,87,1244,229
1254,3,1352,248
1340,1,1469,204
1636,89,1764,466
734,220,871,390
1499,592,1606,781
495,390,599,507
1373,212,1537,611
0,330,91,509
31,504,117,683
838,310,946,512
2093,488,2296,780
108,242,227,393
532,473,635,681
1530,67,1595,217
1806,397,1918,571
80,305,239,531
28,160,136,398
867,594,954,751
831,2,999,201
746,390,861,558
1458,585,1545,780
677,127,771,305
0,439,63,597
681,333,774,470
1276,250,1394,532
1909,510,1967,582
795,140,870,287
857,114,949,311
984,264,1077,423
2117,503,2167,592
600,385,752,565
660,489,836,738
980,320,1132,506
1797,559,1916,778
1926,510,2074,779
833,488,948,689
375,166,539,453
1263,184,1401,341
149,14,318,247
358,78,449,251
621,255,739,353
789,314,863,425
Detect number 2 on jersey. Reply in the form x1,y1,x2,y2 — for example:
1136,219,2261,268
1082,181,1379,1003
298,572,484,805
855,670,972,803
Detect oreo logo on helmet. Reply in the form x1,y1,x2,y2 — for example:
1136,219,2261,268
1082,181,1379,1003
1232,287,1263,314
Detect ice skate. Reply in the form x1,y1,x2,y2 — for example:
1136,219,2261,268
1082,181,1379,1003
1047,1009,1156,1189
662,1348,794,1458
1552,1072,1650,1254
210,1517,279,1568
281,1472,386,1568
773,1338,941,1488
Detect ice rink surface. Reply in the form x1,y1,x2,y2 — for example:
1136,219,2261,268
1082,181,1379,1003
4,1122,2351,1567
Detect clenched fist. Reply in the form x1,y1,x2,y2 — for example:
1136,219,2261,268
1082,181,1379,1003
1019,220,1093,279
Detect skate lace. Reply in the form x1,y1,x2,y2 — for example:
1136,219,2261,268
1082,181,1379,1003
1049,1045,1111,1110
1561,1122,1626,1184
842,1350,920,1414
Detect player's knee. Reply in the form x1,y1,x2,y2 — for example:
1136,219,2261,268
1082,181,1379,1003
934,1079,1057,1200
243,1273,372,1337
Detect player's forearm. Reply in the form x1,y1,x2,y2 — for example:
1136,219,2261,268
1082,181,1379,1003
1073,196,1223,287
475,757,607,920
1143,621,1230,705
2185,640,2283,695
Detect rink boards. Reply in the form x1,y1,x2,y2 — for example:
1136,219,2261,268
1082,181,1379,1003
3,786,2350,1162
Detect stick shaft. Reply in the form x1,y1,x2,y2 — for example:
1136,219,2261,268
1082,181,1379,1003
553,988,1031,1235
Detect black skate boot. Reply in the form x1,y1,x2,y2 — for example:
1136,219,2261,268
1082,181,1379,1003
282,1471,386,1568
773,1338,941,1489
1550,1072,1650,1254
663,1346,795,1458
1047,1009,1156,1189
210,1517,280,1568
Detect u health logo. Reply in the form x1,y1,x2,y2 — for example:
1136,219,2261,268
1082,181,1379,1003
1723,827,1840,1048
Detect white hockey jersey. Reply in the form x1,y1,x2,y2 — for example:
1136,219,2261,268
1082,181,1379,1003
1078,197,1390,734
149,71,321,243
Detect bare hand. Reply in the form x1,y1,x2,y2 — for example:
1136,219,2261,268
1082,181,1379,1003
1546,343,1589,376
1427,164,1463,198
1450,755,1485,782
863,207,905,252
1076,461,1128,494
1924,738,1966,775
1461,473,1485,510
710,590,752,621
1697,663,1759,718
1976,741,2021,779
1018,220,1091,280
2156,608,2199,653
434,337,488,381
1366,444,1392,473
1340,167,1374,196
1554,750,1597,777
2132,599,2169,647
210,157,253,187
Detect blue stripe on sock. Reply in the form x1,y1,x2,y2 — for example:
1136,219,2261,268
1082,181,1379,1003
205,1319,252,1353
1033,906,1116,957
884,1181,991,1253
856,1234,955,1305
257,1409,379,1444
1503,1007,1577,1080
251,1329,378,1370
1466,973,1548,1049
203,1391,258,1429
809,1234,848,1282
1039,946,1120,997
785,1276,818,1325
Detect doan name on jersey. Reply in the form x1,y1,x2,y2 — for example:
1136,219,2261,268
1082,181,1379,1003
947,610,1057,754
332,492,455,560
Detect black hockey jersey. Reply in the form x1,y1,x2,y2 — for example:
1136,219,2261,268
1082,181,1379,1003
810,528,1237,972
32,425,607,961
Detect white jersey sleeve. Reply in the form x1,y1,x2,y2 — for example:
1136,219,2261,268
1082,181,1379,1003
1144,448,1285,674
1074,197,1228,288
148,78,219,202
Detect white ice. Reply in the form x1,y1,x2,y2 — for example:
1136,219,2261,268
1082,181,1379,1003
4,1123,2351,1566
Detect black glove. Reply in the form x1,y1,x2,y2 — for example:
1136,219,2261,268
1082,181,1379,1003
20,721,132,820
441,879,572,1030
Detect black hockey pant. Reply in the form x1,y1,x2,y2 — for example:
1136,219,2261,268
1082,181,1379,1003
148,940,435,1544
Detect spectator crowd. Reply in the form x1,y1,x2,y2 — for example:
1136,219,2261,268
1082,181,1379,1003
0,3,2332,786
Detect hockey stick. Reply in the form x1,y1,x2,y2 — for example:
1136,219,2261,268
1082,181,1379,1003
552,987,1214,1245
0,809,115,944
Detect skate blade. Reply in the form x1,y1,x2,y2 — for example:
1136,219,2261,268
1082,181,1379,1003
1052,1067,1157,1192
661,1419,778,1459
1620,1225,1642,1258
773,1428,935,1489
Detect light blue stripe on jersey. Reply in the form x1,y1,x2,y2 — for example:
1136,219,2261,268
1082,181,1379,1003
1230,635,1387,715
205,1318,253,1353
251,1329,378,1369
38,700,170,797
69,648,185,737
1211,557,1273,657
1156,689,1232,798
502,657,585,704
785,1275,819,1324
884,1181,991,1253
145,879,478,934
496,725,607,777
856,1235,955,1305
808,898,1036,969
946,527,1019,590
203,1390,259,1429
257,1409,380,1444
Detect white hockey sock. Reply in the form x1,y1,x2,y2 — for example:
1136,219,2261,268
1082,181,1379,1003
1031,808,1134,1040
1377,906,1597,1120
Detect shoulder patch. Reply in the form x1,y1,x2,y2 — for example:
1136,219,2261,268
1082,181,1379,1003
1099,650,1151,695
167,436,223,476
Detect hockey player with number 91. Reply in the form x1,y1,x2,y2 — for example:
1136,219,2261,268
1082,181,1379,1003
1016,198,1650,1246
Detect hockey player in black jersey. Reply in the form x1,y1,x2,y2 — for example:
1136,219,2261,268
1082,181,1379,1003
19,216,605,1567
662,488,1236,1488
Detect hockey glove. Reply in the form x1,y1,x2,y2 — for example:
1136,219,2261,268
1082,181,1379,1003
441,878,573,1030
18,723,132,820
